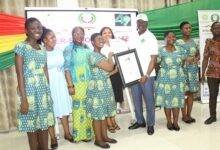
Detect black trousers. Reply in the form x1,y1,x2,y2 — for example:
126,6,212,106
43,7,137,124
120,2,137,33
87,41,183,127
110,72,124,103
207,77,220,117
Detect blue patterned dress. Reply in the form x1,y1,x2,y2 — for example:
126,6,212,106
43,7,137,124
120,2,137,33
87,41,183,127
63,43,93,142
86,52,116,120
155,45,188,108
176,39,199,93
14,42,55,132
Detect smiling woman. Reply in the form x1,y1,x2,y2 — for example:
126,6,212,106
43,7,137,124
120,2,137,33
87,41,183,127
155,31,188,131
86,33,116,149
100,27,122,133
177,21,199,124
40,28,73,149
63,26,93,142
14,17,55,150
0,1,57,134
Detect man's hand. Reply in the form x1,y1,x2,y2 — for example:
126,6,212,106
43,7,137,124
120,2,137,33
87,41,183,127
139,75,148,84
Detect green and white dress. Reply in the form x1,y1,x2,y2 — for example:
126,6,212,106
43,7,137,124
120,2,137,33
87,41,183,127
155,45,188,108
86,52,116,120
63,43,93,142
176,39,199,93
14,42,55,132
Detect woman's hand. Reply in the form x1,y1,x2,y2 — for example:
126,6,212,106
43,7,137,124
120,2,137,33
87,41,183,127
20,99,29,114
68,86,75,95
186,56,200,65
194,56,200,65
186,56,194,65
65,71,75,95
108,52,114,59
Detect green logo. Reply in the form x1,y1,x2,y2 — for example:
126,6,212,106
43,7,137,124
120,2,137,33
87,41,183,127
78,13,96,24
211,13,219,22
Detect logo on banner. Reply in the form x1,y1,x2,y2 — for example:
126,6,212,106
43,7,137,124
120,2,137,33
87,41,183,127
115,14,131,26
211,13,219,22
201,13,220,22
78,13,96,24
201,14,209,21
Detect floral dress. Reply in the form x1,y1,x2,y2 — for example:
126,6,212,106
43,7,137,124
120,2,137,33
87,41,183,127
176,39,199,92
86,52,116,120
155,45,188,108
14,42,55,132
204,39,220,78
63,43,93,142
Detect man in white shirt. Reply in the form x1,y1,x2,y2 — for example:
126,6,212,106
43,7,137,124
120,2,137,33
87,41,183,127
128,13,158,135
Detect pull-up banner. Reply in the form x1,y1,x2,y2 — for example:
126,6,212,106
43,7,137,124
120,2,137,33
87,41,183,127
25,7,138,50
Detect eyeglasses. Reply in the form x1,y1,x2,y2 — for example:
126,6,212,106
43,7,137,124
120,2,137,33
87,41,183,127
73,32,85,37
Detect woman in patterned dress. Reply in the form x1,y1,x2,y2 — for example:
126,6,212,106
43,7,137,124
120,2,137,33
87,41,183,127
100,27,121,133
63,27,93,142
41,28,73,148
177,21,200,124
155,31,187,131
86,33,117,149
15,18,55,150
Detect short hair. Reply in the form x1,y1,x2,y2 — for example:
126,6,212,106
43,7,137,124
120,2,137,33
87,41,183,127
164,30,174,38
100,27,115,39
179,21,190,29
39,27,53,44
211,21,220,29
25,17,40,29
90,33,101,42
72,26,84,35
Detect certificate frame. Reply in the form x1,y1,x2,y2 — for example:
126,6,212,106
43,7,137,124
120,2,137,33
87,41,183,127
114,49,143,87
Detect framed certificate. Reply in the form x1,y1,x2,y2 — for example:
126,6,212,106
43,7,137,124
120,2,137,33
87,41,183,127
114,49,143,87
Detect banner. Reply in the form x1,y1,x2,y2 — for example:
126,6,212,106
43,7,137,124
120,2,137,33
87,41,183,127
25,8,138,50
198,10,220,103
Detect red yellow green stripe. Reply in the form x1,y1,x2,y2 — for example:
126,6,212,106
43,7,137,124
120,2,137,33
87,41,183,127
0,34,26,53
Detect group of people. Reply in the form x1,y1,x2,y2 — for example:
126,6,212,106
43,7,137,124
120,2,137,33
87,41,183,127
128,14,198,133
128,14,220,134
15,18,119,150
14,12,220,150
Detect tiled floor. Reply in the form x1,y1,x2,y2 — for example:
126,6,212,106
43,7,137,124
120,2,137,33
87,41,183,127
1,102,220,150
